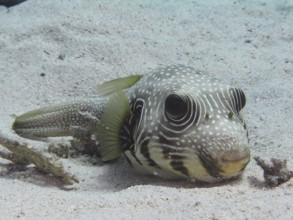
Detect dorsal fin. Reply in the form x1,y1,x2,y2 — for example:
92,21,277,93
94,91,132,161
96,75,142,96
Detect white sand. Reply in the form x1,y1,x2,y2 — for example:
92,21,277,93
0,0,293,219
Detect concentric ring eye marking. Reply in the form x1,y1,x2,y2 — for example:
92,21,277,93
226,88,247,125
162,93,200,133
165,94,189,121
229,88,246,113
132,99,144,116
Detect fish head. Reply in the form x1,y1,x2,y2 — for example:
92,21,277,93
125,65,250,182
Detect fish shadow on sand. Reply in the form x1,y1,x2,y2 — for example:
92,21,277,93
0,157,245,191
88,159,246,192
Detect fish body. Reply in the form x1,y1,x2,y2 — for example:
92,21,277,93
13,64,250,183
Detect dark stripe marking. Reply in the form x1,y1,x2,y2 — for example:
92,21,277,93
159,133,189,176
197,149,220,178
140,138,161,168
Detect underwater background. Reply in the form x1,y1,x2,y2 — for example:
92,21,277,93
0,0,292,219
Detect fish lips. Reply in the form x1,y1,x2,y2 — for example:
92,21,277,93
198,147,251,179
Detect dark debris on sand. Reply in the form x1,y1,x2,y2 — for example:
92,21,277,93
0,133,78,185
254,156,293,187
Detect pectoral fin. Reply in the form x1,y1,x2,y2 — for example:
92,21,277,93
95,91,132,161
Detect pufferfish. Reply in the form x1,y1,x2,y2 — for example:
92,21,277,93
13,64,250,183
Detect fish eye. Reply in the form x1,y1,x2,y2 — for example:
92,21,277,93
136,105,142,115
132,99,144,116
165,94,188,120
229,88,246,113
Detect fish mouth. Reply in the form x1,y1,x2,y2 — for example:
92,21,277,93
222,154,250,163
218,151,251,176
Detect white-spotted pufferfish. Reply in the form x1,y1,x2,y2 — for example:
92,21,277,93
13,65,250,183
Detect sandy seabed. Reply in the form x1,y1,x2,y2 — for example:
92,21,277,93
0,0,292,219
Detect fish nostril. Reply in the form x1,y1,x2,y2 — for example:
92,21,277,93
228,112,234,119
205,113,209,121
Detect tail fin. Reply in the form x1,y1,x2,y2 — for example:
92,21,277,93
13,99,104,140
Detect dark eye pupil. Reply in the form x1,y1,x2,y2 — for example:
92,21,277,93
165,94,188,118
136,105,142,115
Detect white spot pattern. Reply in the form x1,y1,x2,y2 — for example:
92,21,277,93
123,64,250,182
